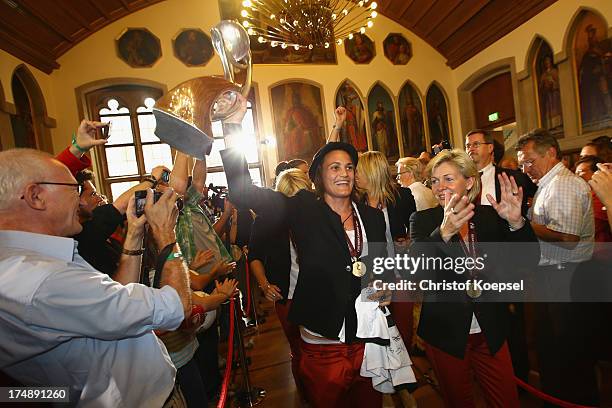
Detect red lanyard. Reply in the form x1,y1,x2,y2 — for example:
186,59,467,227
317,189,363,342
459,221,478,273
344,206,363,261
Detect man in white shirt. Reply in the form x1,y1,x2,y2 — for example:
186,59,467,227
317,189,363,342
516,129,597,406
465,129,535,214
0,149,192,407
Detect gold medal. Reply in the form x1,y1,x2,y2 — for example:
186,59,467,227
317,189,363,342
466,284,482,299
352,261,366,277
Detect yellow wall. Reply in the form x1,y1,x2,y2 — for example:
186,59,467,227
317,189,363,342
1,0,610,180
45,0,456,180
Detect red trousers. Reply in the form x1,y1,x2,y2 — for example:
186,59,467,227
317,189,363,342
425,334,519,408
389,300,414,349
274,300,305,396
299,341,382,408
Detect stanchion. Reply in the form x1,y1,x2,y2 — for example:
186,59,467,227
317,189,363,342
217,297,235,408
514,377,596,408
232,287,265,407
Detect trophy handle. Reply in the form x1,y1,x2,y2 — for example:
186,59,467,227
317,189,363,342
211,20,252,99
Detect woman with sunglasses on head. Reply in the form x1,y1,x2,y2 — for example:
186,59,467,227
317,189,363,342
409,149,539,408
222,97,394,408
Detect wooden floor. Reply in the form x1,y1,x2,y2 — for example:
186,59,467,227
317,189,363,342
227,301,552,408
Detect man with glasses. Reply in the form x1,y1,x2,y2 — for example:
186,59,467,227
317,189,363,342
0,148,192,407
516,129,598,406
465,129,534,215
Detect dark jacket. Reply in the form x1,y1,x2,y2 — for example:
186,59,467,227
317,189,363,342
409,205,539,358
494,166,537,216
248,216,292,303
222,148,388,342
383,187,417,240
74,204,124,277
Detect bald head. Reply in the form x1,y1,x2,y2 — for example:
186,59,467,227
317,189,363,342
0,149,82,237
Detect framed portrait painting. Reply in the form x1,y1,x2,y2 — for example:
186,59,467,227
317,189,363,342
344,33,375,64
368,84,399,161
270,82,326,161
426,84,450,146
116,28,161,68
173,29,214,67
572,11,612,132
335,80,368,152
398,82,425,156
534,40,563,135
383,34,412,65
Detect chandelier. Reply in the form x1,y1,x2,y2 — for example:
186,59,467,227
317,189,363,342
240,0,378,50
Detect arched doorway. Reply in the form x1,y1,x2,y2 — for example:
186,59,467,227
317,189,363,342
9,65,54,153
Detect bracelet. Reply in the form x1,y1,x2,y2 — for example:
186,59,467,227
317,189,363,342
71,133,88,153
122,248,144,256
153,242,178,289
166,250,183,261
508,216,526,231
144,177,158,188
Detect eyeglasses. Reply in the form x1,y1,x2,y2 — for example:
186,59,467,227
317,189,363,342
396,170,411,176
20,182,83,200
465,142,492,149
519,160,535,169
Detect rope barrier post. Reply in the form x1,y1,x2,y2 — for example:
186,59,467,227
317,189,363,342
217,297,235,408
232,289,265,407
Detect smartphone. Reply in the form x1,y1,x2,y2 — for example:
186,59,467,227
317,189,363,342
135,190,147,217
100,123,111,139
160,169,170,184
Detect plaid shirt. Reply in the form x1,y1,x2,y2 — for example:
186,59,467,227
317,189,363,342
528,162,594,265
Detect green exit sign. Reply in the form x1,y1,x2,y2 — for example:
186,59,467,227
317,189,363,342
488,112,500,122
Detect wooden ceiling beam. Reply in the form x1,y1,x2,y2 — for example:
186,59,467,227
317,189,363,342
427,0,490,49
0,27,59,73
87,0,110,20
15,0,74,43
421,0,462,38
118,0,132,11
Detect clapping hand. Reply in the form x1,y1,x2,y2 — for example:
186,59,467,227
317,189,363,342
440,192,475,242
487,173,524,229
214,278,239,300
589,163,612,209
190,249,215,271
261,282,283,302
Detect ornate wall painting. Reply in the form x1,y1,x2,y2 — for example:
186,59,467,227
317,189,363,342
217,0,336,64
572,12,612,132
398,82,425,156
116,28,161,68
383,33,412,65
335,80,368,152
344,33,375,64
535,40,564,135
425,84,450,146
367,84,399,161
270,82,326,162
173,29,214,67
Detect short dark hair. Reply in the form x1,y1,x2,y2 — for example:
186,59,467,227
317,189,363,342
466,129,494,144
516,128,561,160
75,169,95,185
574,155,602,172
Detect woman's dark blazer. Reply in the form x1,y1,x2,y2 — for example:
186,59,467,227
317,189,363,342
408,205,540,358
386,187,417,240
248,215,292,303
222,148,389,342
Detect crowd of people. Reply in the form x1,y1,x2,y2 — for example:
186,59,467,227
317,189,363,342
0,94,611,408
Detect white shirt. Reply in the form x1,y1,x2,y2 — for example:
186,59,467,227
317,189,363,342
408,182,438,211
528,162,594,265
288,243,299,299
479,162,496,206
0,230,184,407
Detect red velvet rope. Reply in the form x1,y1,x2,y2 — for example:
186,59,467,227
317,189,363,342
217,297,235,408
243,254,252,318
515,377,596,408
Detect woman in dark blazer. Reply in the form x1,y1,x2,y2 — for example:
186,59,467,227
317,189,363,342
222,141,390,408
409,149,539,408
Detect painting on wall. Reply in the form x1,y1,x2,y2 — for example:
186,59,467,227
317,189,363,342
398,82,425,156
368,84,399,161
426,84,450,146
335,80,368,152
173,29,214,67
218,0,336,64
534,40,563,136
383,34,412,65
344,33,375,64
116,28,161,68
572,11,612,132
270,82,326,161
